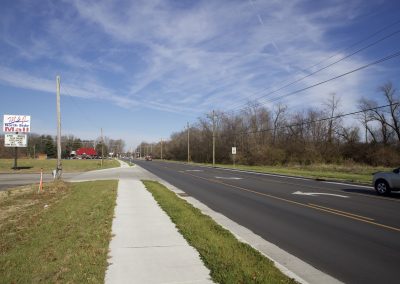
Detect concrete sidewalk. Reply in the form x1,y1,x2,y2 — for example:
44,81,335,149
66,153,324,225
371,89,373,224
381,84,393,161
105,164,213,283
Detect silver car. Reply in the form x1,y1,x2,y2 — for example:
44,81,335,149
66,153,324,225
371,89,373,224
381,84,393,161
372,167,400,195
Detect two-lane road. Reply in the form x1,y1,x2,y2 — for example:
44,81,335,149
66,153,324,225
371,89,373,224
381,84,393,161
133,159,400,284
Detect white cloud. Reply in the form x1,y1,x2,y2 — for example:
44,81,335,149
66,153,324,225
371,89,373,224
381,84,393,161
0,0,395,118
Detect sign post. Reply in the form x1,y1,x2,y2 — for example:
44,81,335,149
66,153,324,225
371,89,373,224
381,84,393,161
232,147,237,168
3,115,31,170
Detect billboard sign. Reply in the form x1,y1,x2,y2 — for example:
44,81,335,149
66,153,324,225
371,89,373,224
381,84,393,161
4,134,27,147
3,115,31,133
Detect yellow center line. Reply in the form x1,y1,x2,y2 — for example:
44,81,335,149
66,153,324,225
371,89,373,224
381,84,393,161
247,173,400,203
308,203,374,221
181,171,400,233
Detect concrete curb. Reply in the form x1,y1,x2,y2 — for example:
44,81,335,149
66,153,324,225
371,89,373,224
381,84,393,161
136,165,343,284
105,169,213,284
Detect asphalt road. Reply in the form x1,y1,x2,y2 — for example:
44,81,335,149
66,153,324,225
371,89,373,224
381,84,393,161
0,173,78,191
133,159,400,284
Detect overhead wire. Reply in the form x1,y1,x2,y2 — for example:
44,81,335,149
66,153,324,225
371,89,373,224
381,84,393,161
61,84,103,133
221,103,399,137
226,50,400,114
227,27,400,112
220,17,400,111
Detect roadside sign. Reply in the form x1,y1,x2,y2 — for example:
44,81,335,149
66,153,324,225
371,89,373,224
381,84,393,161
232,147,237,155
3,115,31,133
4,134,27,147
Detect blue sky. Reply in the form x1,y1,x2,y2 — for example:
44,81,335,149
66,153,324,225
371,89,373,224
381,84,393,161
0,0,399,149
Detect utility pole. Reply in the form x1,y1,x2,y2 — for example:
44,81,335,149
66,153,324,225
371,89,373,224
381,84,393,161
13,147,18,170
101,128,104,167
212,110,216,167
161,138,163,160
364,112,368,143
187,122,190,163
56,75,62,179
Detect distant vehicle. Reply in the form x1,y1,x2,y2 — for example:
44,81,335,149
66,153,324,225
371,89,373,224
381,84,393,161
145,155,152,161
372,167,400,195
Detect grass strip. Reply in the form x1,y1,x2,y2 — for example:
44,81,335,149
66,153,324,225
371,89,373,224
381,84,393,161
143,180,297,284
159,160,389,184
0,158,120,173
0,180,117,283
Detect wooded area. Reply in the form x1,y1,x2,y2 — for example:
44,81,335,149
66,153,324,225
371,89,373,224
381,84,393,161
138,82,400,167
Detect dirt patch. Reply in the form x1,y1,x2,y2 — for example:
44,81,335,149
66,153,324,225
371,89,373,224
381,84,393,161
0,181,69,228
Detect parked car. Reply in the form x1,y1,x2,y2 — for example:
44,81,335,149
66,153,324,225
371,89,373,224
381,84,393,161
372,167,400,195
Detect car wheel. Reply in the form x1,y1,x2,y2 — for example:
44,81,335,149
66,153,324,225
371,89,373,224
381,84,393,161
375,179,391,195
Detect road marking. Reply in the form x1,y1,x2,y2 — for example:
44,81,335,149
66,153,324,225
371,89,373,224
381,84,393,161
215,176,243,180
162,160,400,203
323,181,373,189
180,171,400,233
185,170,203,172
215,167,310,181
293,191,349,198
308,203,374,221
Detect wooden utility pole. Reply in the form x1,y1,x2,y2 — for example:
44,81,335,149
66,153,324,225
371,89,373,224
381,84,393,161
212,110,215,167
101,128,104,167
161,138,163,160
56,75,62,179
13,147,18,169
187,122,190,163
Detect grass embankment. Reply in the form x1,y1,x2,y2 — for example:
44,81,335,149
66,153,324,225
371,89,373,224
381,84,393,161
161,160,389,184
0,158,120,173
0,180,117,283
143,180,297,284
206,163,390,184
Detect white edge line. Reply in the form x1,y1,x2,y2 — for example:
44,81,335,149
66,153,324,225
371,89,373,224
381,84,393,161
323,181,373,189
133,163,342,284
180,163,373,189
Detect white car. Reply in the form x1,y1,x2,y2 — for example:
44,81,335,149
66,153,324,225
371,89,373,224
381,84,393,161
372,167,400,195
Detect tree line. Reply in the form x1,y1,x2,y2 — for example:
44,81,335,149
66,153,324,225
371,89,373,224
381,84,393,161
137,82,400,167
0,134,126,159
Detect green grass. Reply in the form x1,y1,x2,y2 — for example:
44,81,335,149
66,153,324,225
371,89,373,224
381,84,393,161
0,180,117,283
143,180,297,284
160,160,390,184
206,163,389,184
0,158,120,173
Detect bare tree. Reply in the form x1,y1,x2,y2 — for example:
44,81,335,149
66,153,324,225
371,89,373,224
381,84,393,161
380,82,400,142
323,93,342,144
272,103,287,145
358,98,392,144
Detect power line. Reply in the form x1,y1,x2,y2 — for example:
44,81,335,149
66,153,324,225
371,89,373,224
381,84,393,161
227,27,400,112
61,84,102,130
227,103,399,137
229,50,400,114
300,19,400,74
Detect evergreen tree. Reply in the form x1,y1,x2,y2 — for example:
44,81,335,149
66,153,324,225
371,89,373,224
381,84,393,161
44,135,56,158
